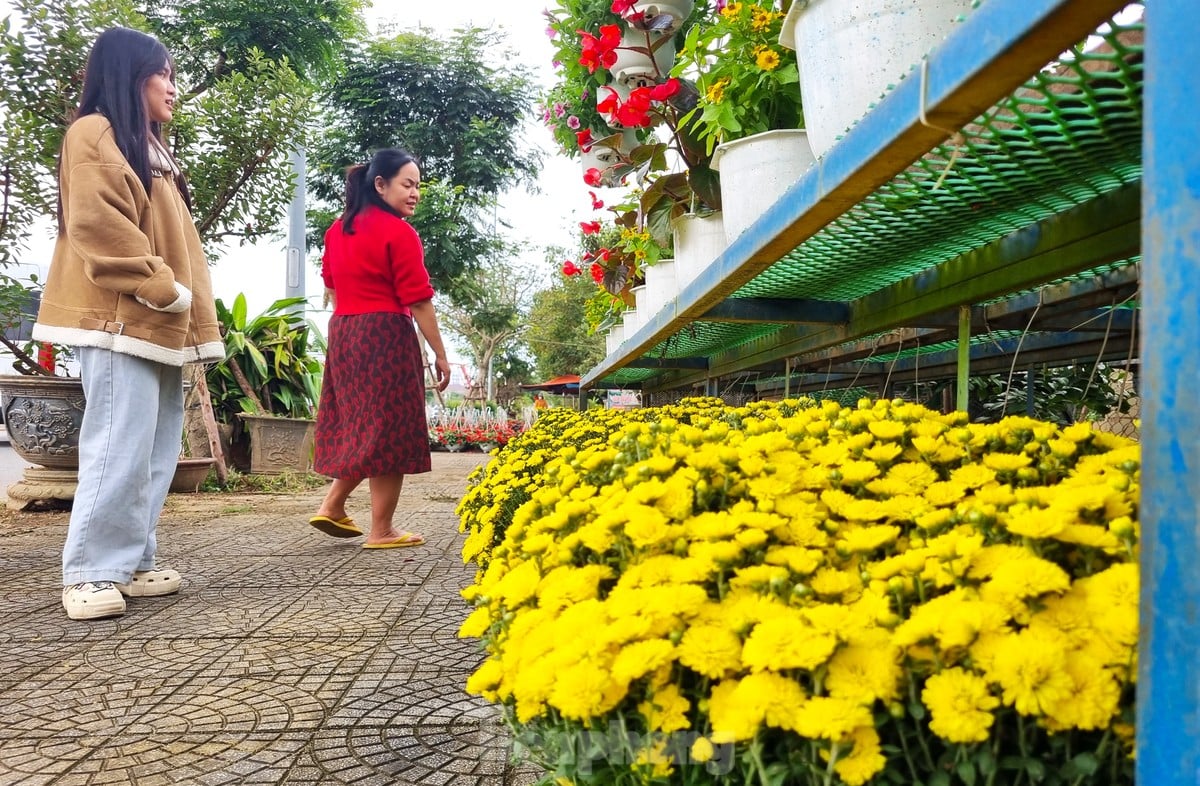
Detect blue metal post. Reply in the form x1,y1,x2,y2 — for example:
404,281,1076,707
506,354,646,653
1138,0,1200,780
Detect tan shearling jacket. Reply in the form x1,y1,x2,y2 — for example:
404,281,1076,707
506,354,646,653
32,113,224,366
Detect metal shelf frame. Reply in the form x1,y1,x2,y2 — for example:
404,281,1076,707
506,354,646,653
576,0,1200,778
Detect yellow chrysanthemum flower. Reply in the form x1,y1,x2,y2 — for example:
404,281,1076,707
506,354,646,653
743,613,839,671
1003,504,1066,539
986,628,1074,716
1042,652,1122,732
677,623,743,678
612,639,677,684
709,673,803,742
922,667,999,743
982,452,1034,472
826,632,903,704
826,725,887,785
838,524,901,553
690,736,715,763
980,556,1071,605
548,657,626,720
809,566,861,598
764,544,823,574
789,696,873,741
638,683,691,733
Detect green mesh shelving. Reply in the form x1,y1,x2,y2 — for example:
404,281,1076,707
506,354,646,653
595,9,1144,391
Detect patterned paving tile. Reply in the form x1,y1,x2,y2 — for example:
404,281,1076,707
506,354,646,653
0,453,537,785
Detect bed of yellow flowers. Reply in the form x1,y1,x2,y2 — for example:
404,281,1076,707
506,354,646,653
456,397,1138,785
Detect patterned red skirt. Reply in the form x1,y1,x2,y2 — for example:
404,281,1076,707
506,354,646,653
313,312,431,479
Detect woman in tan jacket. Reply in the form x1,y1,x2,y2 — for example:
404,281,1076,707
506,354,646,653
32,27,224,620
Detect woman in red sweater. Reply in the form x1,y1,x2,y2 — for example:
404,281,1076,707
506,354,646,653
309,148,451,548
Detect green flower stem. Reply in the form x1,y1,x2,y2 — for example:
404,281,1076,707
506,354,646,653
1015,713,1030,786
1072,729,1111,786
822,742,841,786
894,718,922,784
908,675,937,772
985,729,1002,786
748,736,770,786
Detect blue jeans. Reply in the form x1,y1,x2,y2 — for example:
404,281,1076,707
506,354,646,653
62,348,183,585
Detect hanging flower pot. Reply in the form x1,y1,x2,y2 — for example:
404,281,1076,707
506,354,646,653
580,127,638,186
623,0,695,34
780,0,975,157
609,27,676,91
710,129,817,242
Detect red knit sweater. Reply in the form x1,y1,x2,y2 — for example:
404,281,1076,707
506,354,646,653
321,206,435,316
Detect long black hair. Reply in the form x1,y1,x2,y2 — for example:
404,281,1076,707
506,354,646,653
60,27,190,226
341,148,419,234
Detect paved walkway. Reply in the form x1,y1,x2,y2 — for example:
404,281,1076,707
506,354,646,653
0,453,542,785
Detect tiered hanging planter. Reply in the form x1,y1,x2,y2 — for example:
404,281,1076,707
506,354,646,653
780,0,975,157
609,27,677,90
580,126,639,186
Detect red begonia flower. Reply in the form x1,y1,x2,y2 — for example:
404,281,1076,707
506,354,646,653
615,86,654,127
589,191,605,209
577,25,622,73
590,263,605,283
562,260,583,276
580,221,602,235
576,129,594,152
583,167,604,187
649,78,681,102
611,0,637,13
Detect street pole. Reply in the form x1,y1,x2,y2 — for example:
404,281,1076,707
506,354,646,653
285,148,306,312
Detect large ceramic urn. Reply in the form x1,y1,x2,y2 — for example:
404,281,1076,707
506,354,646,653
0,375,85,470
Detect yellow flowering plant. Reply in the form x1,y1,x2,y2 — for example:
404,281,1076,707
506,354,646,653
673,0,803,153
458,397,1138,785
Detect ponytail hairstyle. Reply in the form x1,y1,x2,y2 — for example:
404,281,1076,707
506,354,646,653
341,148,419,234
59,27,190,231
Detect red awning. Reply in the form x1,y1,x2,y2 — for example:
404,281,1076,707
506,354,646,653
519,374,581,394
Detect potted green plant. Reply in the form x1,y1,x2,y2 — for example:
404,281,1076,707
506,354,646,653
673,0,816,242
206,294,325,475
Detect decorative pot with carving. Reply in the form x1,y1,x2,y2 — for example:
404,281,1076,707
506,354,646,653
0,375,85,470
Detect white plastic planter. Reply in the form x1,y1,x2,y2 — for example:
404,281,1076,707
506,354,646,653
605,322,625,356
710,129,817,242
621,304,642,337
671,212,726,290
609,27,676,90
579,127,638,186
643,259,677,320
780,0,974,157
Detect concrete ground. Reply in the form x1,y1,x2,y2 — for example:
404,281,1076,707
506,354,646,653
0,452,545,785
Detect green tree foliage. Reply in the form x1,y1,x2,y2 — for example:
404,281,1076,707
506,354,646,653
310,25,540,302
438,252,533,401
526,249,605,379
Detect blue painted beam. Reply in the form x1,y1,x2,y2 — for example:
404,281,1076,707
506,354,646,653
1138,0,1200,780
